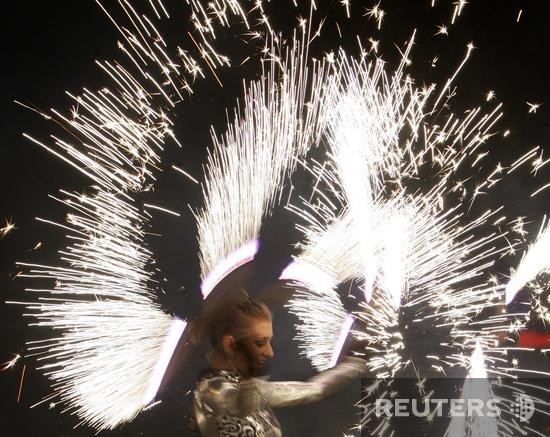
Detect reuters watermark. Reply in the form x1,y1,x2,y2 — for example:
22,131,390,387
358,377,548,435
373,394,534,422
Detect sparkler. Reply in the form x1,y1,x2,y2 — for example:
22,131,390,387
281,259,351,371
11,189,188,429
286,34,506,377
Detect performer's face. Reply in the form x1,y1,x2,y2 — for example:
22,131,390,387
235,317,274,376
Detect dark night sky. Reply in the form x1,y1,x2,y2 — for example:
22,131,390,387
1,1,550,436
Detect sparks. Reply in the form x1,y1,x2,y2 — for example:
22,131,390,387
436,24,448,36
0,218,16,238
527,101,541,113
197,39,328,282
451,0,468,25
172,165,199,184
368,37,380,53
143,203,181,217
340,0,351,19
364,2,385,30
17,364,26,403
1,353,21,371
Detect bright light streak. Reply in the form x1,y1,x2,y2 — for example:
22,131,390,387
341,0,351,18
432,41,475,111
470,340,488,378
506,218,550,303
531,182,550,197
172,164,199,184
329,314,355,367
517,9,523,22
201,240,259,298
451,0,468,25
143,203,181,216
380,212,409,308
143,318,186,404
280,260,337,293
445,341,499,437
17,364,26,403
507,146,540,174
143,399,162,411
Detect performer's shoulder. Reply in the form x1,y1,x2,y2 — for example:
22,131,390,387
196,367,242,383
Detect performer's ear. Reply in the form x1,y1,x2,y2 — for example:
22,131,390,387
221,335,236,356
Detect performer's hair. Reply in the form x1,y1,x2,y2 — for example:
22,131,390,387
190,289,272,349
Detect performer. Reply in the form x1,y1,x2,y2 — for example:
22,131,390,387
191,294,366,436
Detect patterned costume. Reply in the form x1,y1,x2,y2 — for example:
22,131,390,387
193,358,365,436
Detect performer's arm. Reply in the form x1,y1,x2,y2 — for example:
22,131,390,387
255,357,365,408
196,357,365,416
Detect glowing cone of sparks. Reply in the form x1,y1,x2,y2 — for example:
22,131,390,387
15,190,187,430
196,40,327,289
444,341,498,437
15,1,188,427
285,45,429,374
281,260,353,371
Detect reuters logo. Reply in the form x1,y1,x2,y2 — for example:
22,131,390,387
513,395,535,423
